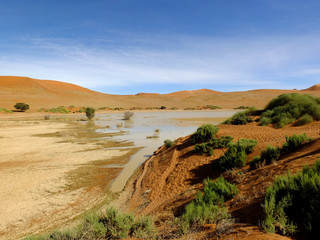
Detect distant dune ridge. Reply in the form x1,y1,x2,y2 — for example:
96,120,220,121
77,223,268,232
0,76,319,112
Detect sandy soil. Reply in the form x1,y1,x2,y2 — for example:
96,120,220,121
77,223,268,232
0,120,131,240
1,76,320,111
120,121,320,240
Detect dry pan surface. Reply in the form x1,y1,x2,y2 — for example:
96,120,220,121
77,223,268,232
0,120,129,240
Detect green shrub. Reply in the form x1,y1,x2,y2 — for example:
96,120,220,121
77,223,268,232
205,105,222,110
179,177,237,234
262,160,320,237
260,146,281,164
164,139,174,148
160,106,166,110
191,124,219,143
132,216,157,239
49,106,70,114
218,138,257,171
200,177,239,204
294,114,313,126
193,136,233,155
249,156,263,169
14,102,29,112
210,136,234,148
24,207,157,240
282,133,312,152
218,146,247,171
85,107,95,120
223,108,256,125
194,143,214,155
231,138,258,153
0,108,12,113
259,93,320,128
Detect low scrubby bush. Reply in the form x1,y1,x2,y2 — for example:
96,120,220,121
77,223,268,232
223,108,256,125
0,108,12,113
282,133,312,152
218,146,247,171
191,124,219,143
259,93,320,128
85,107,95,120
193,136,233,155
250,134,312,169
179,177,237,234
260,146,281,164
164,139,174,148
262,159,320,237
123,111,134,120
24,207,157,240
205,105,222,110
231,138,258,153
218,139,257,171
14,102,29,112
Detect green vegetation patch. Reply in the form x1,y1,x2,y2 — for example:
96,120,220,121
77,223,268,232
223,107,256,125
262,159,320,237
0,108,12,113
178,177,237,234
24,207,157,240
164,139,174,148
218,138,257,171
249,134,312,169
259,93,320,128
191,124,219,143
194,135,233,156
40,106,70,113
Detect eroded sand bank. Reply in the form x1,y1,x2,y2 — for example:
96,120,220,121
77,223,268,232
0,120,130,240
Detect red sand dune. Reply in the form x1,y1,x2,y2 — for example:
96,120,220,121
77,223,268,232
303,83,320,91
0,76,319,112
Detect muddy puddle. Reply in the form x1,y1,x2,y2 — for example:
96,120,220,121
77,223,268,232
92,110,237,192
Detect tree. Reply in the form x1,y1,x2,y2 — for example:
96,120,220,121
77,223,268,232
14,103,29,112
85,107,95,120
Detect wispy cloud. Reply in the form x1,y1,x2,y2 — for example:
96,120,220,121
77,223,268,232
1,33,320,93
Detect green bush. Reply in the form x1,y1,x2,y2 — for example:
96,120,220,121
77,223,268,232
260,146,281,164
249,134,312,169
249,156,263,169
205,105,222,110
218,146,247,171
231,138,258,153
191,124,219,143
24,207,157,240
194,143,214,156
223,108,256,125
193,136,233,155
294,114,313,126
218,139,257,171
85,107,95,120
164,139,174,148
259,93,320,128
14,102,29,112
179,177,237,234
0,108,12,113
282,133,312,152
48,106,70,113
262,160,320,237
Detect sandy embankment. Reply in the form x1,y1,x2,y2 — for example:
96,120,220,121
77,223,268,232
0,120,131,240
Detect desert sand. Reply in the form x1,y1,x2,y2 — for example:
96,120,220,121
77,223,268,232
119,121,320,240
0,120,133,240
1,76,320,111
1,76,320,239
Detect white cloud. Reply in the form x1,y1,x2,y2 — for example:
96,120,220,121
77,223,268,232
1,33,320,92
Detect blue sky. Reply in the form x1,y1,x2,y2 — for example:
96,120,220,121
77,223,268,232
1,0,320,94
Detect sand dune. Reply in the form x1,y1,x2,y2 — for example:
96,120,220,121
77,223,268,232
0,76,319,112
